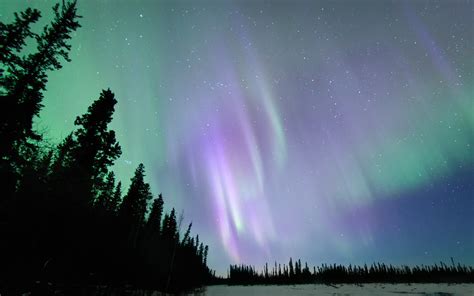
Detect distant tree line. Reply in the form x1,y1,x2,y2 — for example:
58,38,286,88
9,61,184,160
0,1,212,295
228,258,474,285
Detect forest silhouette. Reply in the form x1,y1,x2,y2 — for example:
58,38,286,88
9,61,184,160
0,1,212,295
0,1,473,295
228,258,474,285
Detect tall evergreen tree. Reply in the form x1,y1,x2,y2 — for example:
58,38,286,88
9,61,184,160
0,0,80,206
181,222,192,245
145,194,164,237
0,1,80,165
163,208,178,242
203,245,209,266
289,258,294,278
120,163,152,248
70,89,122,204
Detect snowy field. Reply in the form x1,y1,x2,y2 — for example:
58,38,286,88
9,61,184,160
188,283,474,296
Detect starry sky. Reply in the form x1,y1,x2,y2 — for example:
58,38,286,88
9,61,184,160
1,0,473,274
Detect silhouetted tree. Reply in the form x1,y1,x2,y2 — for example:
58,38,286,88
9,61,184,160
119,163,152,248
181,222,192,245
0,1,80,204
162,208,178,242
68,89,122,205
203,245,209,266
145,194,164,237
289,257,294,279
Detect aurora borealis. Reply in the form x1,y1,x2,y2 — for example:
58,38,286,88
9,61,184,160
1,0,472,274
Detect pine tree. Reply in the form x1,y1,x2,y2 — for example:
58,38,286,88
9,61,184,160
195,235,200,249
198,243,204,262
289,257,294,279
181,222,192,245
71,89,122,203
203,245,209,266
46,89,121,213
0,1,80,206
120,163,152,248
162,208,178,242
145,194,164,236
0,1,81,163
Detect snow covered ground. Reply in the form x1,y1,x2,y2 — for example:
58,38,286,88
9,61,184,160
191,283,474,296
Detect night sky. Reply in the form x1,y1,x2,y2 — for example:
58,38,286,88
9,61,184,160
2,0,473,274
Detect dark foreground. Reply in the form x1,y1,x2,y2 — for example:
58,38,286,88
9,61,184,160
14,283,474,296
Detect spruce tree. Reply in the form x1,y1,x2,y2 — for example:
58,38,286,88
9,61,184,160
289,257,294,279
145,194,164,236
120,163,152,247
0,1,81,164
71,89,122,204
181,222,192,244
203,245,209,266
0,1,80,206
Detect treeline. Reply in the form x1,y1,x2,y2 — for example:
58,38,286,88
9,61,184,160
0,1,212,295
229,258,474,285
